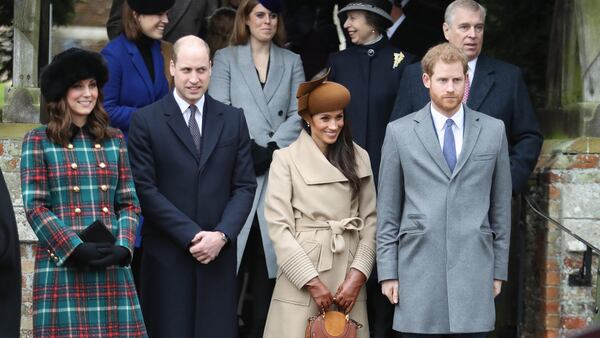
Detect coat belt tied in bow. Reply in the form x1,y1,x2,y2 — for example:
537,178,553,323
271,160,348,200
295,217,364,272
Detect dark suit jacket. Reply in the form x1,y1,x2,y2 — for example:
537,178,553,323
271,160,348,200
328,36,415,179
0,169,21,338
388,15,445,60
390,54,543,193
106,0,218,42
127,93,256,338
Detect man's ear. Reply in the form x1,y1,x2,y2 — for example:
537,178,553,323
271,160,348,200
170,60,175,77
443,22,450,41
422,73,431,89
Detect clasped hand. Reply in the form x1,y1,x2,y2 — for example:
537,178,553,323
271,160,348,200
189,231,226,264
306,269,367,314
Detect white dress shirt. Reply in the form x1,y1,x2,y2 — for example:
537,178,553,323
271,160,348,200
467,57,478,87
173,89,205,135
430,104,464,160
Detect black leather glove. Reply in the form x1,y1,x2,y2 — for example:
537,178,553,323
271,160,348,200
67,242,112,267
88,245,131,268
251,140,278,176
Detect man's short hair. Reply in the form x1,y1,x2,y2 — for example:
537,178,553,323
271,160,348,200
444,0,487,25
171,36,211,63
421,43,468,76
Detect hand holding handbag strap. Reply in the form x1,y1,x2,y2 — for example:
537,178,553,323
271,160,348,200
305,309,362,338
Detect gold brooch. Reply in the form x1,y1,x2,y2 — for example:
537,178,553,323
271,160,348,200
393,52,405,69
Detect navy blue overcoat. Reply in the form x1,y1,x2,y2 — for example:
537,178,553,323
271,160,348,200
127,93,256,338
328,36,415,179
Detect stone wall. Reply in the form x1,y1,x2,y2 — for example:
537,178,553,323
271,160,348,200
524,138,600,338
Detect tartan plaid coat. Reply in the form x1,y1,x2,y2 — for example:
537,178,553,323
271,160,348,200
20,126,147,337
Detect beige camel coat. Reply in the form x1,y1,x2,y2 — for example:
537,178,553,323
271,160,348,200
263,130,377,338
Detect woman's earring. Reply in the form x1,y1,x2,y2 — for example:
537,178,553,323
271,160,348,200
307,122,311,127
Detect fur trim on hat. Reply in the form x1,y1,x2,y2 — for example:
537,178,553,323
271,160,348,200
40,48,108,103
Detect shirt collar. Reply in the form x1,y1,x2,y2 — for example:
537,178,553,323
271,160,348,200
430,103,465,132
173,89,205,115
387,14,406,38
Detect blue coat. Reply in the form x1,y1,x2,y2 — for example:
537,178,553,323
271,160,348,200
390,54,543,193
127,93,256,338
328,37,415,179
101,33,169,137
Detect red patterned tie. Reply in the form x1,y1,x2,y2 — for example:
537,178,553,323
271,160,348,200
463,75,471,103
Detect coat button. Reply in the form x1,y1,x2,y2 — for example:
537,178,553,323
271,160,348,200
71,163,78,170
74,207,82,214
102,207,109,214
98,162,106,169
367,49,375,56
94,144,102,149
67,144,74,149
268,132,274,137
54,257,59,262
100,185,108,191
73,186,80,193
278,110,283,116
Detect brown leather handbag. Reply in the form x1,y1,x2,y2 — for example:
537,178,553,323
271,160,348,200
305,310,363,338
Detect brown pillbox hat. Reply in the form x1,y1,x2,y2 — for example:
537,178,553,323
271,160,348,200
297,69,351,119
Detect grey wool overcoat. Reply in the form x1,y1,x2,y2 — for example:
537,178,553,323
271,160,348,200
209,42,305,278
376,104,512,334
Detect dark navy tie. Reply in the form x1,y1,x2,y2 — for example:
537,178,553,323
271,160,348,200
443,119,457,172
188,105,201,154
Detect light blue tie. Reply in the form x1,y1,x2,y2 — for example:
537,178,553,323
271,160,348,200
443,119,457,172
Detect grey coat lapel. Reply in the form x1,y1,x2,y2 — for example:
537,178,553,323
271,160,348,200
468,55,494,110
236,44,273,127
413,104,452,179
263,45,284,105
452,105,481,177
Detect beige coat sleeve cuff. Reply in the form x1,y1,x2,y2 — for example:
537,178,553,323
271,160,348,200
350,243,376,278
280,248,319,289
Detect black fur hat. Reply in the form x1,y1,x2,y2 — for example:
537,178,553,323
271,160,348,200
40,48,108,103
127,0,174,14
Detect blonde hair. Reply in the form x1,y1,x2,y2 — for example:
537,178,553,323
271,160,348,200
421,43,468,77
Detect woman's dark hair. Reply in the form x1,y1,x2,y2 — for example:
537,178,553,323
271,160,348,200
46,90,117,146
364,11,391,34
122,2,143,41
302,114,361,198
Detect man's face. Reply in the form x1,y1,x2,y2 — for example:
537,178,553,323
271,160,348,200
422,61,466,117
443,8,484,60
170,45,211,105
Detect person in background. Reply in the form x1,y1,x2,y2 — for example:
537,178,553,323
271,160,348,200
263,73,376,338
101,0,174,288
127,35,256,338
205,7,237,59
327,3,414,336
209,1,304,336
0,168,21,338
387,0,449,59
107,0,219,42
21,48,145,337
282,0,340,79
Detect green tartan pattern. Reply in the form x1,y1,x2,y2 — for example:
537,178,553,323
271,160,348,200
21,126,147,337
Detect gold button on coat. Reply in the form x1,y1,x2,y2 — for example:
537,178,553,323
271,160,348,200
74,207,82,214
100,185,108,191
99,163,106,169
73,186,80,192
71,163,78,170
94,144,102,149
102,207,109,214
67,144,74,149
